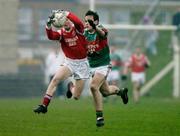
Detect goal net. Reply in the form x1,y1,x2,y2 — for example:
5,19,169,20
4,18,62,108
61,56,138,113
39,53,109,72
105,24,179,98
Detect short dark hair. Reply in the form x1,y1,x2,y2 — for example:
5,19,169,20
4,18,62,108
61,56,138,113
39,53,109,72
85,10,99,21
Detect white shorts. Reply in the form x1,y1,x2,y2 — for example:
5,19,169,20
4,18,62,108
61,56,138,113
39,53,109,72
131,72,145,84
107,70,120,82
90,65,111,78
64,57,90,80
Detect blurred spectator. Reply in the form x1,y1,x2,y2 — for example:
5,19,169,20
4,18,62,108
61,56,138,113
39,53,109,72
122,48,150,103
107,46,123,86
143,16,159,56
172,8,180,42
45,46,66,98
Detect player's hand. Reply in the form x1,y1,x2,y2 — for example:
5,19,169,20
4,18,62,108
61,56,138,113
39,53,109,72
87,20,96,30
46,11,56,28
121,75,127,81
46,18,53,28
49,10,56,19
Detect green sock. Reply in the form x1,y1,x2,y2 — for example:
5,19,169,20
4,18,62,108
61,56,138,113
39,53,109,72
96,111,103,118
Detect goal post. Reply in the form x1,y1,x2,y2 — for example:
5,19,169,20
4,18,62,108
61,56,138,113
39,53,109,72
104,24,179,98
103,24,176,31
172,34,180,98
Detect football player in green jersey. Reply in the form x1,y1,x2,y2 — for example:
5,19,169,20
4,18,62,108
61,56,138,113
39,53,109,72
84,10,129,127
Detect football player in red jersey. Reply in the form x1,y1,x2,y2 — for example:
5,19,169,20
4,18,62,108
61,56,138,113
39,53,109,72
122,47,151,103
34,10,90,114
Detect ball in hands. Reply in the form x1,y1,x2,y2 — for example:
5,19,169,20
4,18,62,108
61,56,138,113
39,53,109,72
52,12,67,28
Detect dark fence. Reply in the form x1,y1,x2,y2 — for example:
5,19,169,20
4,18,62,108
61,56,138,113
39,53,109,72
0,64,45,98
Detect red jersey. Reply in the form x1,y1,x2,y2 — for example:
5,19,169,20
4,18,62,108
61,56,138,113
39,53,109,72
126,54,148,73
46,12,87,59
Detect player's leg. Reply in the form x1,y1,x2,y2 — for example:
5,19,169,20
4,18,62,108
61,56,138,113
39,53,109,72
131,73,140,103
132,72,145,103
100,81,128,104
33,65,72,114
90,72,105,127
97,65,128,104
132,81,140,103
100,81,118,96
66,80,87,99
71,79,86,100
93,65,118,96
66,81,74,98
66,59,89,99
46,66,71,96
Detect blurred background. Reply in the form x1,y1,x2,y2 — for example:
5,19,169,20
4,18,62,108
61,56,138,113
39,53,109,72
0,0,179,98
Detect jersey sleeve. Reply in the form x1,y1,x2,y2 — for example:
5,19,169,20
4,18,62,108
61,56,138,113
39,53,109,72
67,12,84,34
46,26,62,40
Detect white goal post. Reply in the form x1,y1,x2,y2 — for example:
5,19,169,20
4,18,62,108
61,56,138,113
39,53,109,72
104,24,179,98
103,24,176,31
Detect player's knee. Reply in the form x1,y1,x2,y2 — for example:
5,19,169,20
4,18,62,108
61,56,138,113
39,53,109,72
100,88,109,97
100,89,108,97
73,96,80,100
73,92,81,100
101,92,108,97
90,84,98,92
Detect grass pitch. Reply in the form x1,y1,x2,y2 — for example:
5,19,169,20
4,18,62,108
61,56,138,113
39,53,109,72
0,97,179,136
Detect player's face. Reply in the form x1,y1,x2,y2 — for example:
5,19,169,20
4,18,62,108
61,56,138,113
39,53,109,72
84,15,94,31
135,48,142,55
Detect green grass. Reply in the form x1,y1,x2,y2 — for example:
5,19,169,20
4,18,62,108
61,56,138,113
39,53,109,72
0,97,179,136
0,29,177,136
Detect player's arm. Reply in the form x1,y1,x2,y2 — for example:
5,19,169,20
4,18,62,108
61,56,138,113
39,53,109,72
46,10,61,40
46,27,62,40
96,25,108,38
87,20,107,37
45,11,62,40
144,56,151,68
66,11,84,33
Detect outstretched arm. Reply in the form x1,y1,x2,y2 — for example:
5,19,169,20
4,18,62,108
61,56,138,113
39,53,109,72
66,12,84,33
